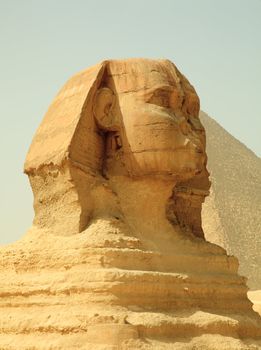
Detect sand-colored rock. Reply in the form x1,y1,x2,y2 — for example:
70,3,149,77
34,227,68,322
201,112,261,289
249,291,261,316
0,59,261,349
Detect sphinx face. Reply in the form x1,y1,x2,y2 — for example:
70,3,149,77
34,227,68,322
104,60,207,181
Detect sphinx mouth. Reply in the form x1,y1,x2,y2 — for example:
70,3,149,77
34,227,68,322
174,186,209,198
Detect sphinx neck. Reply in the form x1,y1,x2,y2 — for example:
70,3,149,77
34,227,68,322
108,176,181,246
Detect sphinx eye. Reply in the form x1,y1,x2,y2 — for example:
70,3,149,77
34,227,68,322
147,89,170,108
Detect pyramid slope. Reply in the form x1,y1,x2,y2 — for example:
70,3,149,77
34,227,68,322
201,111,261,289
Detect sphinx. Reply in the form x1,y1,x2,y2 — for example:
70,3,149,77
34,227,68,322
25,59,209,239
0,59,261,349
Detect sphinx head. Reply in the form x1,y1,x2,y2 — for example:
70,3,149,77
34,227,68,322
25,59,209,237
93,59,206,181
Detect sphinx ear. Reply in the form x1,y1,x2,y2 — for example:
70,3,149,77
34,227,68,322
93,87,117,131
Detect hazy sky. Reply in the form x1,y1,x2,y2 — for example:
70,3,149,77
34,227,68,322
0,0,260,245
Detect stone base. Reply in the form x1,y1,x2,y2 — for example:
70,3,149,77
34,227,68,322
0,220,261,349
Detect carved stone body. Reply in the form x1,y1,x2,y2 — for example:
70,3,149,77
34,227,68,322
0,59,261,349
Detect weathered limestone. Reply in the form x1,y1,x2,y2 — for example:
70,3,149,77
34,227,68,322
0,59,261,349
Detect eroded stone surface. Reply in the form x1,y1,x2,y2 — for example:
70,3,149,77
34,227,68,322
0,59,261,349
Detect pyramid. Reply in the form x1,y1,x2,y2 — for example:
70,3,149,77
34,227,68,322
201,111,261,290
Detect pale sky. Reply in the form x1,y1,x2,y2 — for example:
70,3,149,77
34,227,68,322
0,0,260,245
